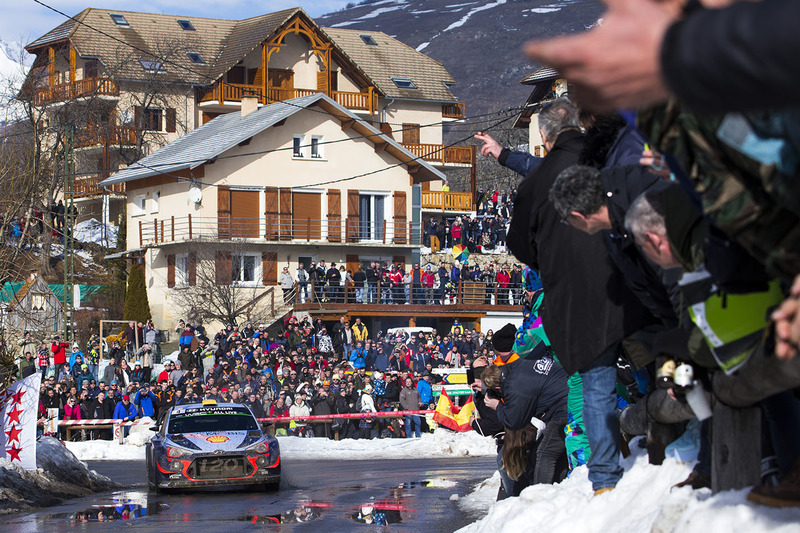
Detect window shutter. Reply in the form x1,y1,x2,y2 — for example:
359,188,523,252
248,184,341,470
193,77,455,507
316,71,328,93
264,187,279,239
167,254,175,288
393,255,406,271
262,252,277,285
217,186,231,239
188,252,197,286
393,191,407,244
165,108,176,133
134,106,143,129
215,251,231,285
279,188,292,240
327,189,341,242
346,189,359,243
402,123,420,145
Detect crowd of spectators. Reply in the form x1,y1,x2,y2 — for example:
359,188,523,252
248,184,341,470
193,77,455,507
282,260,532,306
33,315,500,441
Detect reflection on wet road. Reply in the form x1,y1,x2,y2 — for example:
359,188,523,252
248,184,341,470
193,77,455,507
6,457,495,532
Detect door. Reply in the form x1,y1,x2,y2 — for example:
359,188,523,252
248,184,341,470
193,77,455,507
269,69,294,100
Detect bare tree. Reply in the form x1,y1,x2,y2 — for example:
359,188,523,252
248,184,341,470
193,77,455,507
169,242,280,328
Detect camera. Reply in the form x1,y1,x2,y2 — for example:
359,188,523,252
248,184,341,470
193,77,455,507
486,388,503,401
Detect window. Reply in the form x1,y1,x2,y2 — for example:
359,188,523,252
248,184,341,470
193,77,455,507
177,19,195,31
293,135,305,158
311,135,323,158
360,34,378,46
131,194,146,216
391,77,417,89
186,52,205,64
176,253,189,287
84,60,99,78
143,108,163,131
150,191,160,214
110,14,129,26
232,254,258,284
139,59,165,73
359,194,386,241
31,294,47,312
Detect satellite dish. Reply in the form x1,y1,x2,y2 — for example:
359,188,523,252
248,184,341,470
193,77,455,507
188,186,202,204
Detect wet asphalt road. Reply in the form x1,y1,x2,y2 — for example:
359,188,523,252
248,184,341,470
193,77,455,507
5,457,495,532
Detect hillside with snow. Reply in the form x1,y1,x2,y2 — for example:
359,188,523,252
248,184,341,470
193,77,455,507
318,0,603,117
0,39,31,120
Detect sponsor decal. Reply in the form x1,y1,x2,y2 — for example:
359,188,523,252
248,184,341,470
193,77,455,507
206,435,230,443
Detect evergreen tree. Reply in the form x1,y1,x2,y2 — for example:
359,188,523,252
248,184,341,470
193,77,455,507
123,265,151,322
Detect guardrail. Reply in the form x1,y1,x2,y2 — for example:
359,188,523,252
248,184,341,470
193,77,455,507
139,216,421,247
33,76,119,105
400,143,475,167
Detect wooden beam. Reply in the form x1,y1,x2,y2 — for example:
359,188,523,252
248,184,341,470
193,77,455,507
374,141,388,153
272,119,286,128
340,118,356,131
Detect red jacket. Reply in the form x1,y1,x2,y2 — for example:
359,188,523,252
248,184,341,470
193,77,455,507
421,271,435,288
51,341,68,365
496,270,510,288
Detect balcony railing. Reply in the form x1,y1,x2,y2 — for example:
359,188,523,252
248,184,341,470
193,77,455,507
442,102,465,119
138,215,421,247
400,143,475,167
421,191,474,212
71,174,126,198
74,124,138,149
32,76,119,105
198,81,378,114
291,278,522,309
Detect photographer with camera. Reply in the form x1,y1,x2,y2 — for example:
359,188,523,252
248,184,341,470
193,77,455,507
482,324,570,496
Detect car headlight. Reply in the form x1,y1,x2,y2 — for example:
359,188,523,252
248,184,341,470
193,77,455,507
167,446,192,458
248,442,269,454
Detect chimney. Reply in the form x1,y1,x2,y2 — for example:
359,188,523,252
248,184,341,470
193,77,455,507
241,92,259,117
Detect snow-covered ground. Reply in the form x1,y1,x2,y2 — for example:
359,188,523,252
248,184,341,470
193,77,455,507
74,218,118,248
65,426,496,462
0,437,117,514
456,438,800,533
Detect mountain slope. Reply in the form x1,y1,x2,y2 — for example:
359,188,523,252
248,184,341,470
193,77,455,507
318,0,604,117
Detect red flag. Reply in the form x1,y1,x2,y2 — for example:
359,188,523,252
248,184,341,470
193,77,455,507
432,390,475,432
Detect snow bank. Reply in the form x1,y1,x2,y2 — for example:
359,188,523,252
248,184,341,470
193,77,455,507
0,437,117,514
65,428,495,462
457,440,800,533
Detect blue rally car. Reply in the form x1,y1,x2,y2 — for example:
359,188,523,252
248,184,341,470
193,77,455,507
146,400,280,491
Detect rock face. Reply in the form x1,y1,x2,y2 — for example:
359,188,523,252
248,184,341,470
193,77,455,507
0,437,118,515
318,0,604,117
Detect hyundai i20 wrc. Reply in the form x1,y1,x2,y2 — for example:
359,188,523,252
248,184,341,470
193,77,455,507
146,400,280,491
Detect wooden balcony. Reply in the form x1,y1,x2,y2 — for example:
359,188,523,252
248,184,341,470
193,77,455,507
421,191,474,212
442,102,465,119
198,81,378,114
74,124,138,149
138,215,422,248
71,174,126,198
400,143,475,168
32,76,119,105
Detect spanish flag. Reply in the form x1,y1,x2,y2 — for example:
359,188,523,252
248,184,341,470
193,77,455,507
432,390,475,432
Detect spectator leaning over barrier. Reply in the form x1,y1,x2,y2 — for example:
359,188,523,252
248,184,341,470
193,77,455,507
133,383,156,419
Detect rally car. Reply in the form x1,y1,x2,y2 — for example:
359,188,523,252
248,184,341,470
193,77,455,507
146,400,280,491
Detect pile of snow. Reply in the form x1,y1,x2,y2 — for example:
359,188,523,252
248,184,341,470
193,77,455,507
0,437,117,514
457,440,800,533
65,428,496,462
73,218,118,248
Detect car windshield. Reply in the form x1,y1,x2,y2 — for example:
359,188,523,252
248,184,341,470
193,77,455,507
167,406,259,433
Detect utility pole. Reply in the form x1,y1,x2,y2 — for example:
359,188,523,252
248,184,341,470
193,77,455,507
63,124,75,343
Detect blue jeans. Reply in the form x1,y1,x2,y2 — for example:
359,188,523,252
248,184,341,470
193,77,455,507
355,286,364,303
405,415,421,438
578,344,623,490
367,283,377,303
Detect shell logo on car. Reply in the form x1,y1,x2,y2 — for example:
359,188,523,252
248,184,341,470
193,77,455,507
205,435,230,443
